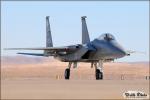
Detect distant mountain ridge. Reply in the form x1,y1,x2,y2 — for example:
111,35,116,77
1,56,54,64
1,56,149,65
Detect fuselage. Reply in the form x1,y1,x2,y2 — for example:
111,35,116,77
90,38,126,60
55,33,126,62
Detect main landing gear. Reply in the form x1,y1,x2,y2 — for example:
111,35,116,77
64,61,103,80
64,62,77,80
64,62,72,79
65,68,70,79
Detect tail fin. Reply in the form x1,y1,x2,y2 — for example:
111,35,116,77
81,16,90,44
44,16,53,56
46,16,53,47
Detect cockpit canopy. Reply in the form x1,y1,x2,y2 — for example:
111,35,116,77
98,33,115,41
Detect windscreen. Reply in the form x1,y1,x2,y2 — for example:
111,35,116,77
99,33,115,41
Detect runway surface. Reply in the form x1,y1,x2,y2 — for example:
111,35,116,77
1,56,149,99
1,78,149,99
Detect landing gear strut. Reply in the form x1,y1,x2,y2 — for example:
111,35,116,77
65,68,70,79
64,62,73,80
94,60,103,80
95,69,103,80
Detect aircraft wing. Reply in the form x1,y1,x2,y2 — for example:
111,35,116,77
5,46,77,51
4,45,81,56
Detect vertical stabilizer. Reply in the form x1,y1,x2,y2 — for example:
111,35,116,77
46,16,53,47
81,16,90,44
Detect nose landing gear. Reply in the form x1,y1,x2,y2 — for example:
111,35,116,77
94,60,103,80
95,69,103,80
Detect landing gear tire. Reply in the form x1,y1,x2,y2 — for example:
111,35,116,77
64,68,70,80
95,69,103,80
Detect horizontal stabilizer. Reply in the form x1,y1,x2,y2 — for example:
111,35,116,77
17,53,45,56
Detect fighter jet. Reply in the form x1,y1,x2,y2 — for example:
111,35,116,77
5,16,134,80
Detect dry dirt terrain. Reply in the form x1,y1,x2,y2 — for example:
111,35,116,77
1,56,149,99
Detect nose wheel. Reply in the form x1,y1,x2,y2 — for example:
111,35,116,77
94,60,103,80
95,69,103,80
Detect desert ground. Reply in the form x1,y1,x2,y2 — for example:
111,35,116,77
1,56,149,99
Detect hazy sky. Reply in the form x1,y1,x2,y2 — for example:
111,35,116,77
1,1,149,62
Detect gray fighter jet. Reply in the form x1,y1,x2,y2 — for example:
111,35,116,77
5,16,134,80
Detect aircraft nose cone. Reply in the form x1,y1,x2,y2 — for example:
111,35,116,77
110,41,126,58
120,49,126,55
117,48,126,57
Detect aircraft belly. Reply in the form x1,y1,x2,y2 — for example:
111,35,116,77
91,51,118,60
55,50,118,62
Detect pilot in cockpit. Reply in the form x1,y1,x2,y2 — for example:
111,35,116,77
99,33,115,41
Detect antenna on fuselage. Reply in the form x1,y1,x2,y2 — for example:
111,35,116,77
81,16,90,44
